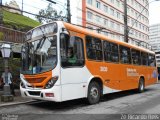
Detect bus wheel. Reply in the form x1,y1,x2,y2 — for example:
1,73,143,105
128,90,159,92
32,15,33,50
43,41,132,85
138,78,145,93
87,82,101,104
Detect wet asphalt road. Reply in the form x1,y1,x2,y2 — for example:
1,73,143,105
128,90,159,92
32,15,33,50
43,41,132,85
1,83,160,120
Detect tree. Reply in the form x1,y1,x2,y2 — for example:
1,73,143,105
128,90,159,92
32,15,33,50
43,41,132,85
36,3,65,23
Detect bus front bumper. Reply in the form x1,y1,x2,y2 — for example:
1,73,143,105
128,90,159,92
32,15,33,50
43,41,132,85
20,86,61,102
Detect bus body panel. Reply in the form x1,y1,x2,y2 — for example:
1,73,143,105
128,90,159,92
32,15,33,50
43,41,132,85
20,63,62,101
60,66,92,101
20,85,62,102
20,21,157,103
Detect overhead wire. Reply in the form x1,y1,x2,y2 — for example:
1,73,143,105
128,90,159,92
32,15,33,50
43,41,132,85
0,1,146,45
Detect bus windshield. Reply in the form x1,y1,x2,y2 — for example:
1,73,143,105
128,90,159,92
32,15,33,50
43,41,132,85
21,23,57,74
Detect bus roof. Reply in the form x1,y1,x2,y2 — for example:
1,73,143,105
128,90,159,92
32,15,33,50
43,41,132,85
63,22,154,55
26,21,154,55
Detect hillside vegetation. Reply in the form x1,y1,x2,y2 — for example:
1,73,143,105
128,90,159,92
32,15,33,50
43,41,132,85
3,9,41,31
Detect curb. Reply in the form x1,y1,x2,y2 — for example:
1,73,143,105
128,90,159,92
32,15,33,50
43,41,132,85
0,100,36,107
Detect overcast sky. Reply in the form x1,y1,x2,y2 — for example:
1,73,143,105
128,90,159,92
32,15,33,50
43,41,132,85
3,0,160,25
149,0,160,25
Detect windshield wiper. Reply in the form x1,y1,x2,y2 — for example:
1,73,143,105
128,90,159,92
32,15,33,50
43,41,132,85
36,36,46,51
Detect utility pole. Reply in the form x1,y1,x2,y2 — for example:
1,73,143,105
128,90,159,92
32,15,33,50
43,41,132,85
124,0,128,43
0,0,3,25
21,0,23,15
67,0,71,23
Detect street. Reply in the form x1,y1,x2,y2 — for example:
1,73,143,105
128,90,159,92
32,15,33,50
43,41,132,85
0,83,160,120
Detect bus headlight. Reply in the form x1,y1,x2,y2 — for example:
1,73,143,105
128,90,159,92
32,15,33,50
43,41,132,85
45,76,58,89
20,82,26,88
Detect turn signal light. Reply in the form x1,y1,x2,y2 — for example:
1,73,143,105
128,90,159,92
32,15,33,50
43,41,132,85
45,93,54,97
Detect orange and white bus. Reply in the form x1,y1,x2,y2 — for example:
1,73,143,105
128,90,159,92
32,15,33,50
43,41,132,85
20,21,157,104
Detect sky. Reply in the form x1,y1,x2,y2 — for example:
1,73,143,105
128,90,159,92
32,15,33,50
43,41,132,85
149,0,160,25
3,0,160,25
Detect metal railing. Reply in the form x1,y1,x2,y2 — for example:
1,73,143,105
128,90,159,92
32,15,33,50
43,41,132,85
0,26,25,43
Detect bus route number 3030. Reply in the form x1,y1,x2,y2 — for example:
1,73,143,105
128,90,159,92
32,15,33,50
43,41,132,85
100,66,108,72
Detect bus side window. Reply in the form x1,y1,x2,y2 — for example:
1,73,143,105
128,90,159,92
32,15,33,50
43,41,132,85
60,33,84,67
86,36,103,61
148,54,156,67
119,46,131,64
103,41,119,62
141,52,148,66
131,49,141,65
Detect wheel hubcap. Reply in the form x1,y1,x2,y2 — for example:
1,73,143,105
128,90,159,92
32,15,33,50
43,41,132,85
90,87,98,99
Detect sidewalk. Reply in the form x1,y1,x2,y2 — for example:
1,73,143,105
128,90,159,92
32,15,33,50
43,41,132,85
0,89,34,107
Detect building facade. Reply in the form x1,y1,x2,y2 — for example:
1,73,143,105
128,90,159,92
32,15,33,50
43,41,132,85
148,23,160,67
70,0,149,46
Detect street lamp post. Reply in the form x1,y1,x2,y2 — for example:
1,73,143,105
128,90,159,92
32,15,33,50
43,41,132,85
1,43,13,102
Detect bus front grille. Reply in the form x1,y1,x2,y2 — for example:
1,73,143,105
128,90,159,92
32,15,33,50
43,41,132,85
28,91,41,96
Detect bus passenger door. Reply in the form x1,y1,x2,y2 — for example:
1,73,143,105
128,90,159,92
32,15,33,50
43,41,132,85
60,33,88,101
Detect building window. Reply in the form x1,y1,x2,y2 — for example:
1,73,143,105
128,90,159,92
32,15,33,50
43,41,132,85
104,19,108,26
135,22,138,27
103,5,108,13
110,0,114,3
135,31,138,37
103,31,108,36
110,8,114,16
131,9,134,15
116,24,120,31
135,12,138,18
87,0,92,5
127,7,130,13
116,12,120,19
87,11,93,19
121,14,124,21
110,21,114,29
96,1,101,9
121,25,124,32
116,0,120,7
96,15,101,22
142,25,144,31
121,3,124,9
139,23,141,29
127,17,130,24
131,0,134,5
139,33,141,39
87,26,93,31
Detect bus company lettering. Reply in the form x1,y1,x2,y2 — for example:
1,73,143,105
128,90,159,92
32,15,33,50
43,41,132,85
100,66,108,72
127,68,139,76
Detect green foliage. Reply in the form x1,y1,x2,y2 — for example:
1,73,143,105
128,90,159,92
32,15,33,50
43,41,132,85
3,10,41,31
36,3,64,23
0,32,4,40
0,57,21,86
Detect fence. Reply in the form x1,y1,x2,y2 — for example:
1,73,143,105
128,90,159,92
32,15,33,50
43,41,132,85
0,26,25,43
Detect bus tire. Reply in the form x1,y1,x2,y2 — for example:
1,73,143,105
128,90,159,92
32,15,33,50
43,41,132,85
87,81,101,104
138,78,145,93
